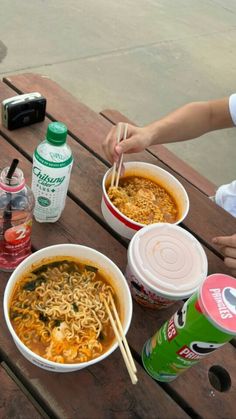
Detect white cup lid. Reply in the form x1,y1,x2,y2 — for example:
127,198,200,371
129,223,208,298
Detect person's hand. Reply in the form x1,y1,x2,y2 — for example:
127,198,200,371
102,123,153,163
212,234,236,276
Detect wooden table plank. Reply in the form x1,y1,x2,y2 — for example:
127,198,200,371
1,136,235,418
0,363,43,419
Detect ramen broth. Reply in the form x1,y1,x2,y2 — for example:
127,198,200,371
9,257,119,364
107,175,179,224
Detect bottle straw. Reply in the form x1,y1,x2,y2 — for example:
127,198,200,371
3,159,19,231
6,159,19,183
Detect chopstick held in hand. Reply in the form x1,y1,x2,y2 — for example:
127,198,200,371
115,123,128,188
110,123,128,188
110,123,122,188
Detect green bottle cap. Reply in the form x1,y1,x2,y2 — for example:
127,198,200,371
46,122,68,145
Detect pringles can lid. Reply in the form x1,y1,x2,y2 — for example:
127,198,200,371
198,273,236,335
128,223,208,299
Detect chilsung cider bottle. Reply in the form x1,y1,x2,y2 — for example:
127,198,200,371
31,122,73,222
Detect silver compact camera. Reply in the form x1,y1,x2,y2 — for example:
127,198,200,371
1,92,46,130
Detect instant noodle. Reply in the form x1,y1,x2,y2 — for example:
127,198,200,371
107,176,179,224
101,162,189,240
9,257,118,364
4,244,132,372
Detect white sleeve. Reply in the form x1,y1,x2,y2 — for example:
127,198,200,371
229,94,236,125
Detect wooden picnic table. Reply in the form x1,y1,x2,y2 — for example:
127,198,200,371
0,73,235,419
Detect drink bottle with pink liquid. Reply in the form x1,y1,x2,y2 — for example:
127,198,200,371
0,160,35,271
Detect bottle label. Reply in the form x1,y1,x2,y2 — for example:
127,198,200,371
32,151,73,222
3,220,32,251
34,149,73,168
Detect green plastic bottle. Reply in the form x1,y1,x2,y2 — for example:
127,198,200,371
31,122,73,222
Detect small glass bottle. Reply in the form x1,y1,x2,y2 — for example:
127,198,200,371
0,165,35,271
31,122,73,222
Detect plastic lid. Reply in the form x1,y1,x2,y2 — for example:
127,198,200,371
199,273,236,335
128,223,208,299
46,122,68,145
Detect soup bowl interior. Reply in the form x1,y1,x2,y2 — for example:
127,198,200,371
102,161,189,239
4,244,133,372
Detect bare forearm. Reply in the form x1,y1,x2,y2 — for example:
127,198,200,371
103,97,234,163
147,98,233,146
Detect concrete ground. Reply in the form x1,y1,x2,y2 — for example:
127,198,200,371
0,0,235,187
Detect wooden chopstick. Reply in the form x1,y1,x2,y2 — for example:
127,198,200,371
114,123,128,188
103,296,138,385
109,292,137,374
110,123,122,187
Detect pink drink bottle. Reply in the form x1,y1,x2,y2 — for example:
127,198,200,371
0,161,35,271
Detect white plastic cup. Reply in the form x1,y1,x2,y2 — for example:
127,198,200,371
126,223,208,309
101,162,189,240
4,244,133,372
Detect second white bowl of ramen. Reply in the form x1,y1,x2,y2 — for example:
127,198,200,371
102,161,190,239
4,244,133,372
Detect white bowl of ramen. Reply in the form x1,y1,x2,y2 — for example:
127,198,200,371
101,162,189,239
4,244,133,372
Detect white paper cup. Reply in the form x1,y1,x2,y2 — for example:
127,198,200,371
126,224,208,309
4,244,133,372
101,162,189,239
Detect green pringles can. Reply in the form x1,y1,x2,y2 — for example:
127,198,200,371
142,273,236,382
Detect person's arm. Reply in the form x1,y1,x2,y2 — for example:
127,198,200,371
147,98,233,145
103,98,234,163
